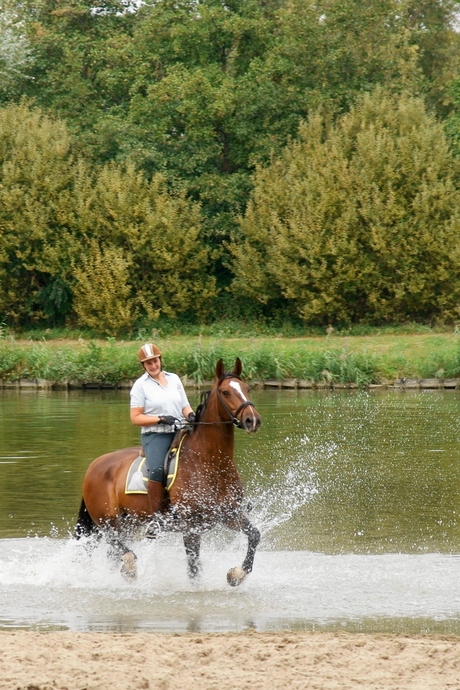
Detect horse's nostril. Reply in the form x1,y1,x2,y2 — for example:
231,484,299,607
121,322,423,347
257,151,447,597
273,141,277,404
244,416,261,432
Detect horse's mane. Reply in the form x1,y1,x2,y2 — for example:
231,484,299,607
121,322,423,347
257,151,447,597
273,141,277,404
195,372,243,423
195,389,211,423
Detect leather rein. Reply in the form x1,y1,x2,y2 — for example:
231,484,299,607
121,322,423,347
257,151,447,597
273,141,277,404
195,374,257,428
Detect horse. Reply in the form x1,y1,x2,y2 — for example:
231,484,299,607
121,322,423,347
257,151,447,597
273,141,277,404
75,358,262,586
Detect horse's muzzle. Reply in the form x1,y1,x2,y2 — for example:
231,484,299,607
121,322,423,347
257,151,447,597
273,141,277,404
241,412,261,434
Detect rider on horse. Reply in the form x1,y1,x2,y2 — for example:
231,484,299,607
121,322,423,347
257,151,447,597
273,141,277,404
130,343,195,538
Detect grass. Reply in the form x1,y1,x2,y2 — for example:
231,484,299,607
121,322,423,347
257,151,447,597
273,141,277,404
1,323,460,386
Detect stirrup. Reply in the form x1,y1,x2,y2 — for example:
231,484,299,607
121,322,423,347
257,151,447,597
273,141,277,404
145,518,160,539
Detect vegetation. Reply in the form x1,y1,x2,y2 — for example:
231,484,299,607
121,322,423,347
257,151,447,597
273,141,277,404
2,327,460,386
2,0,460,334
230,90,460,325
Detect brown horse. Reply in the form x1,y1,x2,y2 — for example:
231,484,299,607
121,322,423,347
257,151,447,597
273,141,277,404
75,358,262,585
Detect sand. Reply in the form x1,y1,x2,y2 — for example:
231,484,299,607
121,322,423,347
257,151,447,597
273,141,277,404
1,630,460,689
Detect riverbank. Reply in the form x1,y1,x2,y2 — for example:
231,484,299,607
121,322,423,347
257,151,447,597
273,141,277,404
1,331,460,388
2,374,460,390
2,630,459,689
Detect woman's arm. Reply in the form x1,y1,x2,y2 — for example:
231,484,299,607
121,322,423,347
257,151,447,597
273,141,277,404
182,405,194,419
130,407,162,427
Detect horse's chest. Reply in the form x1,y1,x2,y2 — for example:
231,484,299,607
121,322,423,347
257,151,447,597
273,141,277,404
173,471,243,525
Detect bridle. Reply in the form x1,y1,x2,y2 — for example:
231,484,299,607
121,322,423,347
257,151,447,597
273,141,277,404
196,374,258,428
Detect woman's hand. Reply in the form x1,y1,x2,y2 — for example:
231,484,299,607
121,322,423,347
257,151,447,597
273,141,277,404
158,415,176,426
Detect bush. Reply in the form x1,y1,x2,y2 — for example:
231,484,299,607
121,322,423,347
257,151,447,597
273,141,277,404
70,163,217,332
230,89,460,326
0,101,77,326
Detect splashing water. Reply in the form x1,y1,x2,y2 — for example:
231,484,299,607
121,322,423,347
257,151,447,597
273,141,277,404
2,534,460,634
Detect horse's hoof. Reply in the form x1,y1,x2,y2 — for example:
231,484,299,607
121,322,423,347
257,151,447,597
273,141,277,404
145,519,159,539
188,564,201,579
227,566,247,587
121,551,137,581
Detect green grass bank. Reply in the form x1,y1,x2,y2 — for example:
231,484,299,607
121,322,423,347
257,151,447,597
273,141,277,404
2,330,460,388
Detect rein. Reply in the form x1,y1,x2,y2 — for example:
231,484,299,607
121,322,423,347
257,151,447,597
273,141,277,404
194,374,257,428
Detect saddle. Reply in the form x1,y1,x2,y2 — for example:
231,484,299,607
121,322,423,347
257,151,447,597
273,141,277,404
125,428,189,495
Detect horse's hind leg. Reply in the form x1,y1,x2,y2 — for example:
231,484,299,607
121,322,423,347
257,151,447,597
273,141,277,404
105,528,137,581
226,516,260,587
183,532,201,579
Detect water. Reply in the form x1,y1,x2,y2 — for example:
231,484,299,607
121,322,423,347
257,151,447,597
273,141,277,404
1,387,460,633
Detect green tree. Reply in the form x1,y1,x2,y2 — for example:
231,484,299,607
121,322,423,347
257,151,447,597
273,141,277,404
18,0,136,147
0,101,77,325
16,0,425,260
72,241,138,335
10,0,460,321
402,0,460,114
0,102,216,332
229,89,460,325
0,0,34,101
71,163,216,328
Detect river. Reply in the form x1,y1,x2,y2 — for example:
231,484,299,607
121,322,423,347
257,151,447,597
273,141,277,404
1,387,460,633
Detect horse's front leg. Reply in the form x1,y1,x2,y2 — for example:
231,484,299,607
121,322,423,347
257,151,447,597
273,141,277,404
226,515,260,587
183,532,201,579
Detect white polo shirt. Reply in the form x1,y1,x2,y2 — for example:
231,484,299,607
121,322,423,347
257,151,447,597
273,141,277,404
130,371,190,434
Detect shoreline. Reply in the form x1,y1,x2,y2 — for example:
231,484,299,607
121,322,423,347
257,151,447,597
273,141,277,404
2,332,460,388
2,630,460,689
1,376,459,390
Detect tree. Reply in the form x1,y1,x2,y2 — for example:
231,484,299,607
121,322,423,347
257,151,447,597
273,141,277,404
18,0,136,145
16,0,424,255
71,163,217,329
402,0,460,115
72,241,138,336
0,1,35,102
0,101,77,325
0,102,216,331
229,89,460,325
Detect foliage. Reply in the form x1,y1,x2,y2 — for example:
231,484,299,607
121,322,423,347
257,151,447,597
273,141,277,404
71,162,216,330
403,0,460,115
14,0,456,253
0,102,216,332
2,2,460,331
0,1,34,101
0,101,77,326
230,89,460,326
3,332,460,385
72,241,137,336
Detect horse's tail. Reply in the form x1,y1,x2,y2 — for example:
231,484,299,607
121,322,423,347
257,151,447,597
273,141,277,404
74,498,96,539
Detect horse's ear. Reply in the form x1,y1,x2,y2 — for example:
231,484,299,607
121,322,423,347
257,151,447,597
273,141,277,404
215,359,225,379
233,357,242,377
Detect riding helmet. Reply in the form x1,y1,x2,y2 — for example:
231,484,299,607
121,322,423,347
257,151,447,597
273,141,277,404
138,343,162,362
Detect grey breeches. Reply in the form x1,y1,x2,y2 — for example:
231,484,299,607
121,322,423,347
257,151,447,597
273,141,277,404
142,432,175,483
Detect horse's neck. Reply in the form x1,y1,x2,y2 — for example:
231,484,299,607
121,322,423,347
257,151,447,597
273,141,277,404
194,395,235,459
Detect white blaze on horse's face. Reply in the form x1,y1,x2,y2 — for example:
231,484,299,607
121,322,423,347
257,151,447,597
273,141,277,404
229,380,258,432
229,380,247,399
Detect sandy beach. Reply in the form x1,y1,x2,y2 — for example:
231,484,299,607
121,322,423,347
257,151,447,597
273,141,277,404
2,630,460,689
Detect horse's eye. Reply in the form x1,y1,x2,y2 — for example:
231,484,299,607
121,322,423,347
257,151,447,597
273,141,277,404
222,390,230,396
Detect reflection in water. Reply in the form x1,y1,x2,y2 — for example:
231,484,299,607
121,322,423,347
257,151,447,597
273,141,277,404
1,387,460,632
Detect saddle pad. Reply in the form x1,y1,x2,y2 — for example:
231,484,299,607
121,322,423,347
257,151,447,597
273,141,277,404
125,432,188,494
125,454,148,494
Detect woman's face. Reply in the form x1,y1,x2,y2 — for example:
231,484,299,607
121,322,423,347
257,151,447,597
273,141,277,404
143,356,162,378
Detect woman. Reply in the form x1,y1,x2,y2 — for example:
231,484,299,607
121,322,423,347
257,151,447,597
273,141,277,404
130,343,195,538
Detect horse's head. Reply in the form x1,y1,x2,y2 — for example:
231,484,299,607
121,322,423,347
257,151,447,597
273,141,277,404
214,358,261,434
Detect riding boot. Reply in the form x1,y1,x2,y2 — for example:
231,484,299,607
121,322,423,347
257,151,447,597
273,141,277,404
145,480,164,539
